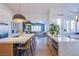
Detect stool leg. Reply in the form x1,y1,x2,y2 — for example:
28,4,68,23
30,44,33,56
32,40,35,51
25,50,28,56
17,49,19,56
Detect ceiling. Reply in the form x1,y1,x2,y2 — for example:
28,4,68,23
3,3,79,16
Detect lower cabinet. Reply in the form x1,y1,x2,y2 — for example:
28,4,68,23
0,43,13,56
47,36,58,56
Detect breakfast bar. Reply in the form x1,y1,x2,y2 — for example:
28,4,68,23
0,34,35,56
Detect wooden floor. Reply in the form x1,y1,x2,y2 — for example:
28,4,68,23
33,37,53,56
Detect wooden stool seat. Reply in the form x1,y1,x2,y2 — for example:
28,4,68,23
16,40,33,56
17,47,30,50
16,35,36,56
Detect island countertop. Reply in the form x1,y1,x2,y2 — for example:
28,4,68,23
47,33,79,56
47,33,79,42
0,34,35,44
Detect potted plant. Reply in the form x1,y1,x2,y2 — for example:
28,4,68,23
64,29,67,32
49,24,59,36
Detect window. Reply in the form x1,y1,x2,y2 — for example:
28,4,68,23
71,20,76,33
57,19,76,34
57,19,61,34
65,20,70,33
0,24,8,38
0,24,8,32
31,25,41,32
77,22,79,32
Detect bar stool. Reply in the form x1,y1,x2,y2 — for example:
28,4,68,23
32,37,36,51
16,40,33,56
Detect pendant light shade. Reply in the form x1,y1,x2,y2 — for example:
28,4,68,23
25,20,32,25
12,14,26,23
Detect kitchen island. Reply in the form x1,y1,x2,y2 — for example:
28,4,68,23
0,34,35,56
47,33,79,56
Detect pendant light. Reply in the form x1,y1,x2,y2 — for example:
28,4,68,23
25,20,32,25
12,14,26,23
12,4,26,23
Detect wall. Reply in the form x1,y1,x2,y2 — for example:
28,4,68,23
0,4,13,36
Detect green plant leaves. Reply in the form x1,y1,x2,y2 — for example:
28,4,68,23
49,24,59,36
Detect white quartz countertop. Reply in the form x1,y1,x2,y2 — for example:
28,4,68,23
47,33,79,42
47,33,79,56
0,34,35,44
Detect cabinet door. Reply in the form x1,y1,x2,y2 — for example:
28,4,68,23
47,37,52,50
0,43,13,56
47,37,58,56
